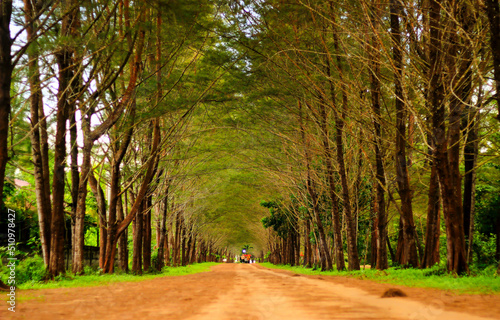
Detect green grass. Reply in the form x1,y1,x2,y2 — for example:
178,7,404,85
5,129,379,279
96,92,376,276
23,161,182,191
260,262,500,294
17,262,218,290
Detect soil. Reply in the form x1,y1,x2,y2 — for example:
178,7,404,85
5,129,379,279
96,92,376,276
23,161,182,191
2,263,500,320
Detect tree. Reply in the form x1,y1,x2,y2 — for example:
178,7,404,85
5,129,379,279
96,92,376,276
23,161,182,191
391,0,419,267
23,0,52,267
0,0,12,291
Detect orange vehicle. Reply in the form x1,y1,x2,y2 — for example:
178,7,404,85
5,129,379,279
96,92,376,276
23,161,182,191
240,253,251,263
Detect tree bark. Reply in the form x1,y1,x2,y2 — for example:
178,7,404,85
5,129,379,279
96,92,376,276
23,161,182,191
0,0,12,291
391,0,419,267
143,195,152,271
49,0,80,277
321,54,345,271
0,0,12,213
422,159,441,267
24,0,51,267
368,1,388,270
299,101,333,271
88,171,107,269
485,0,500,122
117,190,128,272
429,0,468,274
69,103,80,273
331,15,360,271
479,0,500,274
103,115,160,273
102,5,146,273
132,200,144,274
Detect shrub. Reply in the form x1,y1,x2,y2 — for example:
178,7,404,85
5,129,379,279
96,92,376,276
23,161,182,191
8,255,47,285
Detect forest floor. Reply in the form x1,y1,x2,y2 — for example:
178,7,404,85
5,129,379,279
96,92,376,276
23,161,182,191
2,263,500,320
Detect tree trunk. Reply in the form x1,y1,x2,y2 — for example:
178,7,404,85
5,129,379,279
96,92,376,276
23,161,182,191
117,189,128,272
391,0,419,268
429,0,468,274
462,103,477,265
88,171,107,269
24,0,51,267
132,200,144,274
299,101,333,271
0,0,12,291
190,234,197,264
496,215,500,262
422,160,441,267
174,210,181,266
370,201,378,267
304,219,312,268
143,195,152,271
485,0,500,122
367,2,388,270
321,56,345,271
49,0,80,276
331,15,360,271
0,0,12,214
69,104,80,274
157,187,168,270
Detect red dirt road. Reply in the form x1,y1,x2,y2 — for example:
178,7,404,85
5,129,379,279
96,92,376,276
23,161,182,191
2,264,500,320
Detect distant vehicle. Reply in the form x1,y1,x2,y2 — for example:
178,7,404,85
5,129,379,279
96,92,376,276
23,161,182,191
240,253,251,263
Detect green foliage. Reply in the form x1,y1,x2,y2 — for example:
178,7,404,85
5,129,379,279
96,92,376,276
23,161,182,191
472,234,498,268
0,255,47,286
261,199,296,238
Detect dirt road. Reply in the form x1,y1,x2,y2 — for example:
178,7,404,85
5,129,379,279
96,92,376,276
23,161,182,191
3,264,500,320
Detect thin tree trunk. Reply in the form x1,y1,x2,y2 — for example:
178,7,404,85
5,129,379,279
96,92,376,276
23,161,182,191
132,200,144,274
117,189,128,272
485,0,500,122
370,206,378,267
463,103,477,264
157,186,168,270
174,210,181,266
391,0,419,268
305,218,312,268
143,195,152,271
422,160,441,267
24,0,51,267
0,0,12,216
331,15,360,271
49,0,79,276
88,171,107,269
299,101,332,271
0,0,12,291
103,8,149,274
69,104,80,273
321,56,345,271
190,234,197,264
368,1,388,270
429,0,468,274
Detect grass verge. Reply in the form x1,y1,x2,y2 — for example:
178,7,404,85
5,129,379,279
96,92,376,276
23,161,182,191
260,262,500,295
16,262,218,290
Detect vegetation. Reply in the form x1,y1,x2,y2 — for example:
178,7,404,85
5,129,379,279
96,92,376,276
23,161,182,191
0,257,217,290
260,263,500,295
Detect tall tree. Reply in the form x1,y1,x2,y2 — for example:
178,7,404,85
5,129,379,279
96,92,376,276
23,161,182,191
391,0,419,267
331,14,360,271
24,0,52,267
429,0,468,274
299,101,333,271
0,0,12,291
0,0,12,212
49,0,79,277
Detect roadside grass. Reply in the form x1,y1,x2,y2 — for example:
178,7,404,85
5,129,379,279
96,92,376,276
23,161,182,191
260,262,500,294
12,262,219,290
